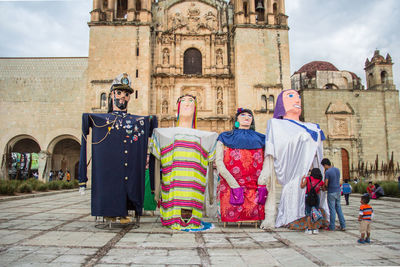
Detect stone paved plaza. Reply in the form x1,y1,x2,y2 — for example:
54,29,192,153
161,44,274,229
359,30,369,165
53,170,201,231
0,190,399,266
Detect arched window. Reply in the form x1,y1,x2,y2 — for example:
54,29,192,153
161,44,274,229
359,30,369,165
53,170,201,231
255,0,265,22
273,2,278,14
116,0,127,18
368,73,373,88
381,71,388,84
324,83,338,89
268,95,274,111
100,93,107,109
184,48,202,75
261,95,267,111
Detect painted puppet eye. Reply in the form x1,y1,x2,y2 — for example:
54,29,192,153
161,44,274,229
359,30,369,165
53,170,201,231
288,93,294,98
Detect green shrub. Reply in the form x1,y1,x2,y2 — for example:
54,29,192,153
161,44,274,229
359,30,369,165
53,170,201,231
72,179,79,187
48,181,61,190
36,183,48,192
26,178,41,190
379,181,399,197
61,181,74,190
17,182,33,193
0,181,18,195
350,182,367,194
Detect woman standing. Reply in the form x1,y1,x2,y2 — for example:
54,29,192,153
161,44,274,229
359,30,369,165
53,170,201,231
216,108,268,224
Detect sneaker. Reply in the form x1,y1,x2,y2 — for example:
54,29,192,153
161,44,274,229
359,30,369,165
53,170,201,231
357,239,366,244
312,229,319,234
365,237,370,243
305,229,313,235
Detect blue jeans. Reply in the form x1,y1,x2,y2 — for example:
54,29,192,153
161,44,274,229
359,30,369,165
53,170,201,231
327,192,346,230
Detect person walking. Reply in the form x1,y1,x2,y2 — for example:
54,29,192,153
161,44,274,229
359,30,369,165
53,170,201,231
321,158,346,231
341,179,352,205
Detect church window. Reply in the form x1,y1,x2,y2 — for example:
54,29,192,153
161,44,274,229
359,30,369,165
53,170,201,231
136,69,138,78
136,47,139,56
273,2,278,14
324,83,338,90
268,95,274,111
184,48,202,75
255,0,265,22
100,93,107,109
368,73,373,88
381,71,388,84
116,0,127,19
135,90,138,99
261,95,267,111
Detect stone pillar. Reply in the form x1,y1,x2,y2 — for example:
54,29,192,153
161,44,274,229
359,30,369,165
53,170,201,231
249,0,256,24
106,0,115,21
127,0,136,21
38,151,50,182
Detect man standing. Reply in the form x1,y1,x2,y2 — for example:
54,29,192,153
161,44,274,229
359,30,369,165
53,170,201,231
322,158,346,231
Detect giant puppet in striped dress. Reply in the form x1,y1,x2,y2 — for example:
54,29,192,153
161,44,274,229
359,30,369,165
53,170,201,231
150,95,218,230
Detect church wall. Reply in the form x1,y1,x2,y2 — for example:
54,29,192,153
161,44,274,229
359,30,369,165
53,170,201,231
233,27,290,133
0,58,87,179
301,88,400,176
87,25,152,115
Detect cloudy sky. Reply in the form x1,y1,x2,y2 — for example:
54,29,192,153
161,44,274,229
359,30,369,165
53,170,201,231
0,0,399,87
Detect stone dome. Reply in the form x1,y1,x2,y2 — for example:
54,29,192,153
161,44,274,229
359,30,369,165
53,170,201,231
294,61,339,78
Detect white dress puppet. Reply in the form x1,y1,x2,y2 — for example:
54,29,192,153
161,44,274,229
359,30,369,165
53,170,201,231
260,89,328,229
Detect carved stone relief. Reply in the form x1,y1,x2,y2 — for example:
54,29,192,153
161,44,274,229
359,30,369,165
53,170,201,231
182,86,205,110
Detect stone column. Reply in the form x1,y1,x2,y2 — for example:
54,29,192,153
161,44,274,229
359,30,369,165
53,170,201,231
127,0,136,21
107,0,115,21
249,0,256,24
38,151,50,182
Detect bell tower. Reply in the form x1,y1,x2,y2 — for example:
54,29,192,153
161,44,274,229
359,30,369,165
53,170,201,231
364,50,395,91
232,0,290,131
86,0,152,114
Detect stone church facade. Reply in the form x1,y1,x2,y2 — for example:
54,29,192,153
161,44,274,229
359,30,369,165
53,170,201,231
292,51,400,180
0,0,399,182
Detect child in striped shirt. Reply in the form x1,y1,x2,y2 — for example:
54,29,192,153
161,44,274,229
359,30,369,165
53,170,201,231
358,194,373,244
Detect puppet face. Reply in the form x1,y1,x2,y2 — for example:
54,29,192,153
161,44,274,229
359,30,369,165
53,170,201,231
112,89,131,111
237,112,253,129
179,95,195,118
282,89,301,120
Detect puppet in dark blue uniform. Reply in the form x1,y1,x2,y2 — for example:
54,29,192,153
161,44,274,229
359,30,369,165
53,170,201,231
78,73,157,224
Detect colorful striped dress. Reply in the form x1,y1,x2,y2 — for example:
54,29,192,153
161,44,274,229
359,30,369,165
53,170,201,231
150,127,218,230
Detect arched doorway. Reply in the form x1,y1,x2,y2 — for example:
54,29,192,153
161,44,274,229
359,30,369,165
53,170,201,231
6,136,41,180
341,148,350,180
51,138,80,180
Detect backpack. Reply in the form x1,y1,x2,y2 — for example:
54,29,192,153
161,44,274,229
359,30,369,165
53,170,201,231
306,177,319,207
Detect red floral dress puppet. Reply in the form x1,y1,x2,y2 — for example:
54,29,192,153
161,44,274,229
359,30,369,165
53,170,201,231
216,108,268,223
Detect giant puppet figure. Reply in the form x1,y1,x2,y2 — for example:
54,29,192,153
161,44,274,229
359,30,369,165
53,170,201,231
216,108,268,225
149,95,218,230
79,73,157,224
260,89,328,229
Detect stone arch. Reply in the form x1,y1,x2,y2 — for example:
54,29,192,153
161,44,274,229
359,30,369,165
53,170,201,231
367,73,373,88
381,71,388,84
4,135,41,180
100,92,107,109
48,135,80,180
268,95,275,111
324,83,338,89
261,95,267,111
183,48,202,75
